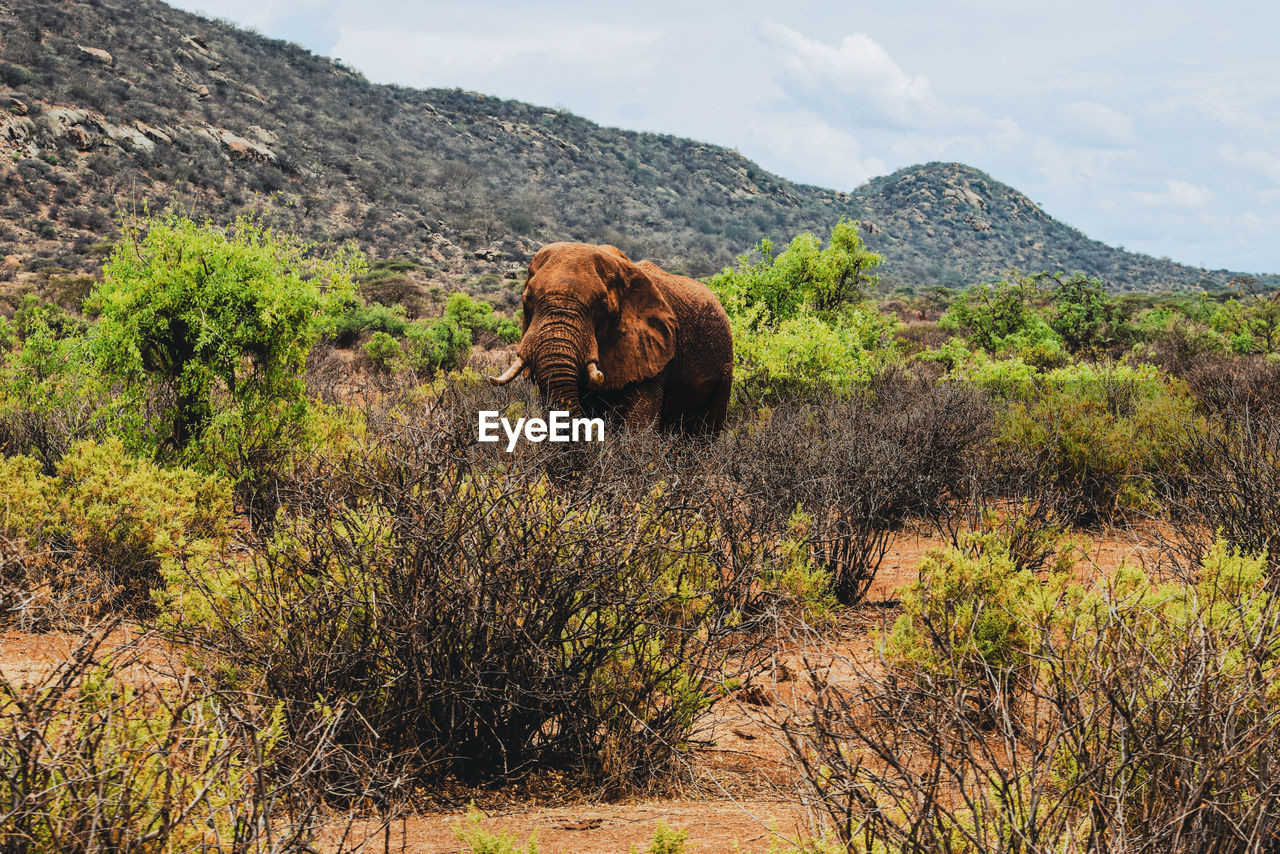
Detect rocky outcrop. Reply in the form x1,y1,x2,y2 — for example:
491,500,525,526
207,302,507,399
76,44,113,65
37,106,155,152
198,126,277,163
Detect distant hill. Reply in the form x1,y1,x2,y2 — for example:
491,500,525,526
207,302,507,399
0,0,1268,310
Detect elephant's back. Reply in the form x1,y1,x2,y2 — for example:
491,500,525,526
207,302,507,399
638,261,730,324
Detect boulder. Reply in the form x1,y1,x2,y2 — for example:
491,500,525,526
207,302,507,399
199,126,277,163
135,122,172,145
76,45,113,66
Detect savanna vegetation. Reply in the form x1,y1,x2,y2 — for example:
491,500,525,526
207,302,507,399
2,210,1280,852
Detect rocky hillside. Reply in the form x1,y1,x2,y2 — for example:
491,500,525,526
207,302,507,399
848,163,1254,291
0,0,1262,308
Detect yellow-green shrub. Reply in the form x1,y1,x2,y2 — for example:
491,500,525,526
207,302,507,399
0,438,232,621
947,355,1199,523
851,538,1280,852
884,531,1070,689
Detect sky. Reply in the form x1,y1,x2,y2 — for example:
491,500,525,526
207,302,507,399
169,0,1280,273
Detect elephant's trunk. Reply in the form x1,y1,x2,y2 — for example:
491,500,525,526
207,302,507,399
530,321,586,418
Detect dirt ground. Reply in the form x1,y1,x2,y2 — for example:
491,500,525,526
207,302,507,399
0,530,1156,854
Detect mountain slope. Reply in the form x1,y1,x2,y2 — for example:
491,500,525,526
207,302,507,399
0,0,1260,302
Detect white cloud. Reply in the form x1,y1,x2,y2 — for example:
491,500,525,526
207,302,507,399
1031,136,1129,188
742,111,886,190
758,22,984,133
1057,101,1135,147
1220,145,1280,183
331,21,662,87
1135,179,1213,209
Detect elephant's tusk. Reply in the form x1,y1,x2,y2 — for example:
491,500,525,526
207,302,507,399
489,356,524,386
587,361,605,388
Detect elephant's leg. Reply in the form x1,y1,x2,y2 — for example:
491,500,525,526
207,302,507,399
702,376,731,435
676,376,730,436
619,375,666,429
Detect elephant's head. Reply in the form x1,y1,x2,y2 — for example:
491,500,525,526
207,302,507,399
489,242,676,415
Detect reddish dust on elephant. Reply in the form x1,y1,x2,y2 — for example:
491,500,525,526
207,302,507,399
489,242,733,435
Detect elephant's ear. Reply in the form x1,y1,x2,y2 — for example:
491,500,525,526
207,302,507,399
599,259,675,390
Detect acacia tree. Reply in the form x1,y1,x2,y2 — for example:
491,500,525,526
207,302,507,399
1043,271,1124,354
89,214,360,514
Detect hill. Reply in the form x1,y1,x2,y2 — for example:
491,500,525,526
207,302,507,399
0,0,1264,308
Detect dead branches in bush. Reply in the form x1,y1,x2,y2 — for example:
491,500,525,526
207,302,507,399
779,542,1280,853
168,401,773,799
0,623,367,853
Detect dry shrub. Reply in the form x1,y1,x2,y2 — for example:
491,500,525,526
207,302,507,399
781,538,1280,853
1155,409,1280,573
723,368,993,605
1182,353,1280,417
0,440,231,630
166,385,772,799
0,623,369,853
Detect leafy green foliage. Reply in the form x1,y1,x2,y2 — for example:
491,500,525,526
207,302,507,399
443,291,519,343
644,821,690,854
403,314,471,374
709,217,881,327
88,214,360,490
829,538,1280,852
0,302,105,471
456,806,539,854
729,307,897,403
328,300,409,346
710,219,894,404
955,356,1199,524
885,531,1066,691
1044,271,1126,354
362,330,402,371
939,274,1063,359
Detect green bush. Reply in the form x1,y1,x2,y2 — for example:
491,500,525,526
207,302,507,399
949,355,1198,524
939,275,1059,355
455,806,539,854
88,213,360,522
403,314,472,374
328,300,408,346
444,291,520,343
709,217,882,328
730,306,897,404
885,530,1067,693
89,213,359,461
12,294,90,341
644,821,689,854
362,330,402,371
1045,271,1126,354
800,539,1280,852
0,307,105,471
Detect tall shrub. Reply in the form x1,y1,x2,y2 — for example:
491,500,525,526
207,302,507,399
88,214,360,519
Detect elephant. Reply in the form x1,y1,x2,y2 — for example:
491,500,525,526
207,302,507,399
489,242,733,435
